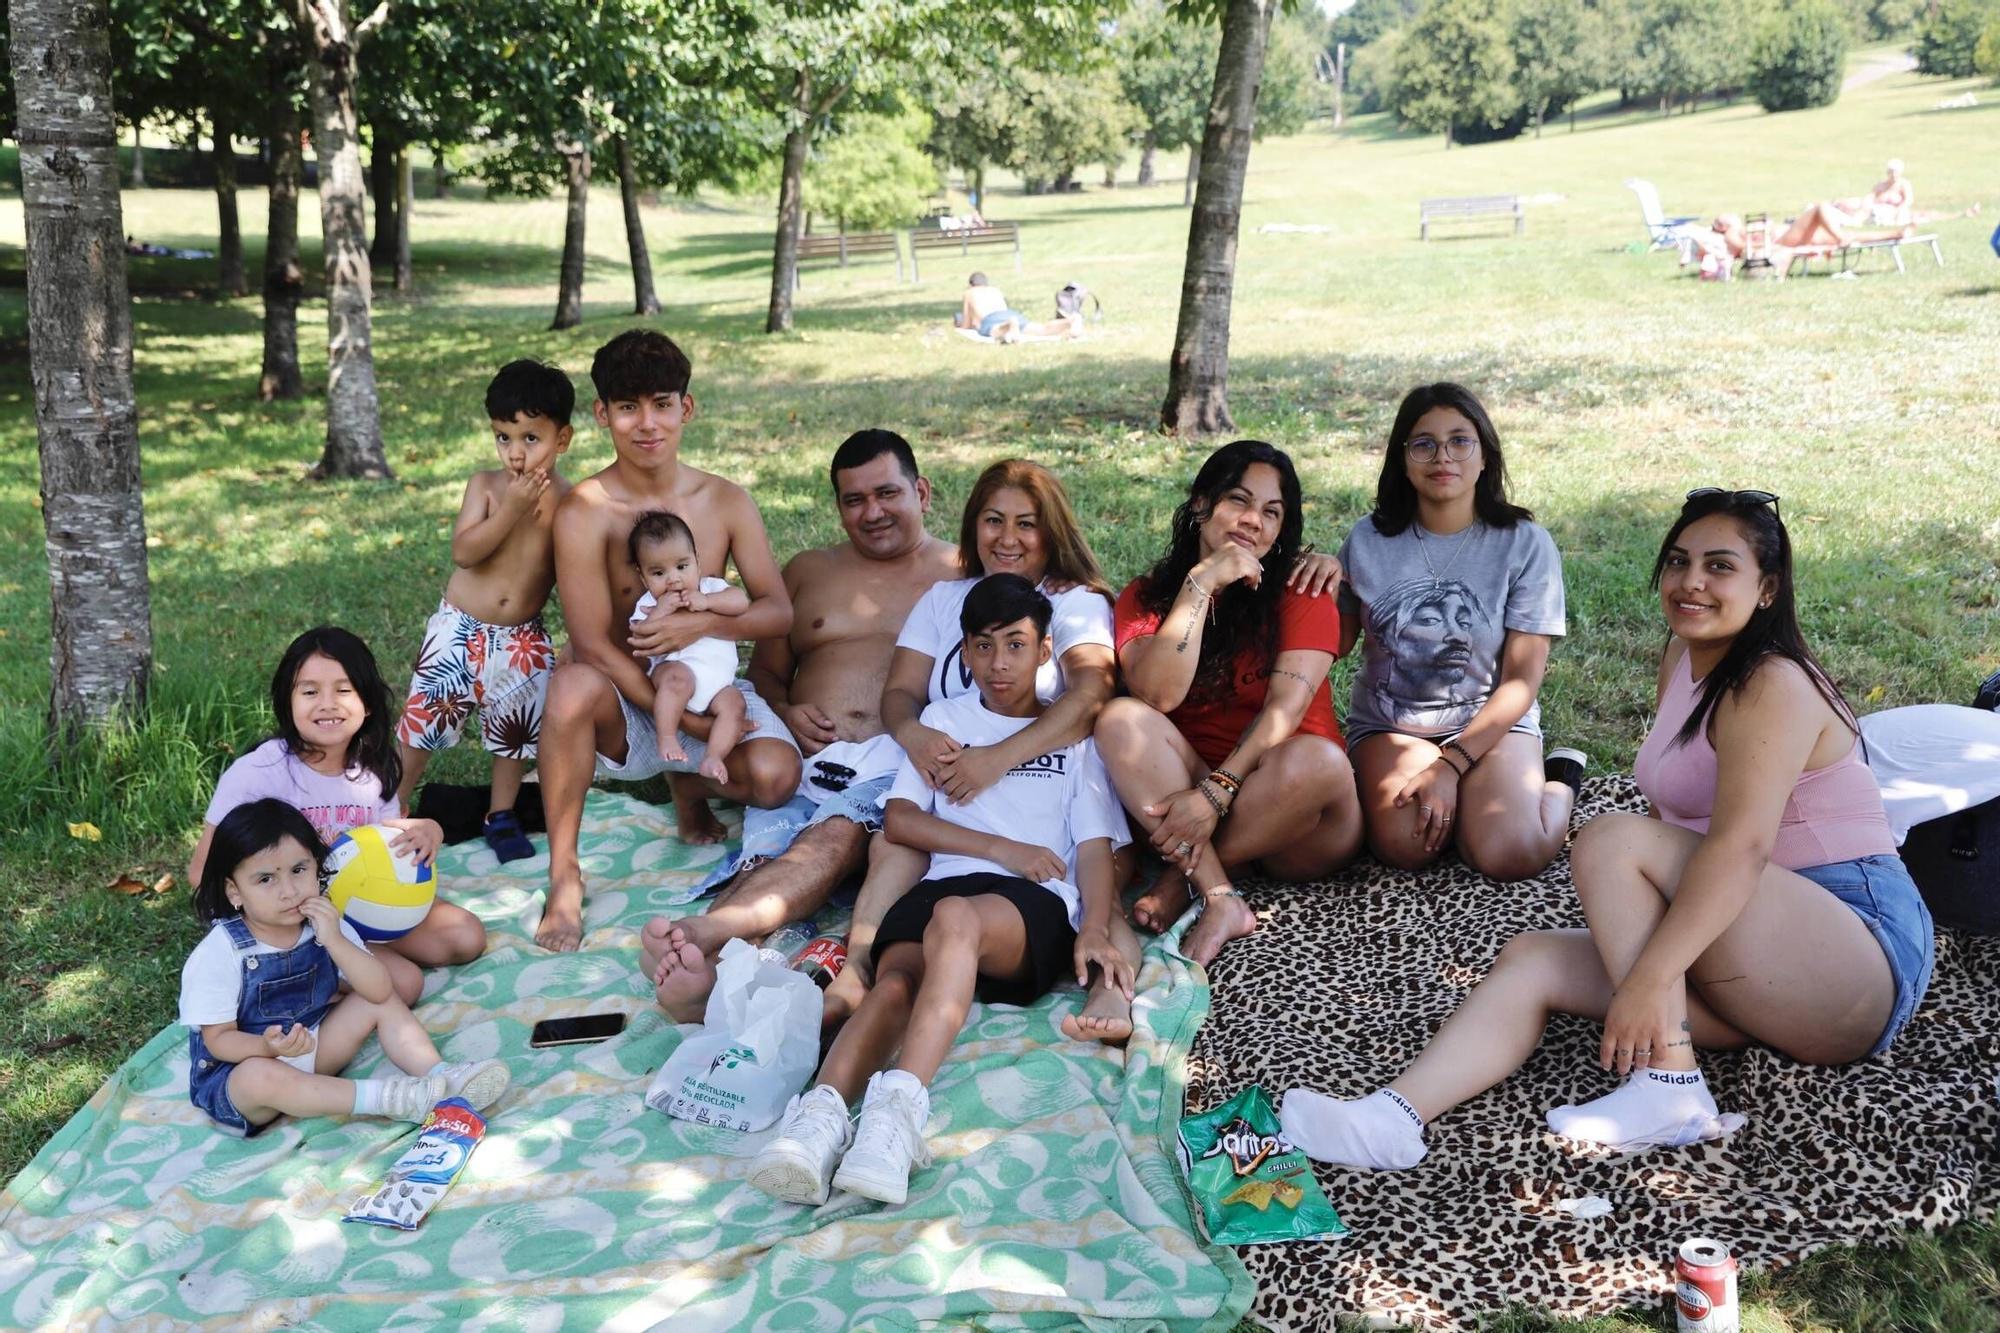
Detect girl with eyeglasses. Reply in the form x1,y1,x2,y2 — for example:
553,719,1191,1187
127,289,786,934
1278,488,1933,1171
1335,382,1584,884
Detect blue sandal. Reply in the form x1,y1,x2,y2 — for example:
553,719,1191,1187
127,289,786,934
482,808,536,863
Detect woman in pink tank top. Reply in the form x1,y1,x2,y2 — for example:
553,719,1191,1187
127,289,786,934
1275,490,1932,1173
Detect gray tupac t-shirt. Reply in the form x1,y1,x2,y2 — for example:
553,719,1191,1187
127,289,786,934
1337,517,1566,740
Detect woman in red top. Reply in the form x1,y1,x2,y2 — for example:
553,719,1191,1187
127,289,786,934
1096,440,1363,966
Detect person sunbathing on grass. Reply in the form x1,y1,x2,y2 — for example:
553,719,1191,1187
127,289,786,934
1095,439,1364,968
746,575,1132,1208
1278,489,1934,1171
953,271,1082,342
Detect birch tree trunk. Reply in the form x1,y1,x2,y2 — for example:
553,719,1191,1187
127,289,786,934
550,144,590,331
10,0,154,746
615,135,661,316
393,146,412,293
764,69,812,335
211,111,248,296
297,0,391,479
1161,0,1275,438
260,48,306,401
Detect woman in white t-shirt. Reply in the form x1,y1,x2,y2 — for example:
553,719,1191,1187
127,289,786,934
846,459,1138,1040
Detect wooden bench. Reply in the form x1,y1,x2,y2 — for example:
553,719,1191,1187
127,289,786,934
795,230,903,284
1419,195,1524,241
907,221,1022,281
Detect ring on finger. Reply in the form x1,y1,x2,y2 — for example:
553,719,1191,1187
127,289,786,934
1175,840,1193,857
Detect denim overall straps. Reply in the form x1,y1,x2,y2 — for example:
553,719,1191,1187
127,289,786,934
188,916,342,1133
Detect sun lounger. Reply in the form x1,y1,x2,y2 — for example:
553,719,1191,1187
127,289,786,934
1786,233,1944,277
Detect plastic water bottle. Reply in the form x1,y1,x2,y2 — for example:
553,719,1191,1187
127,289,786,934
762,922,813,963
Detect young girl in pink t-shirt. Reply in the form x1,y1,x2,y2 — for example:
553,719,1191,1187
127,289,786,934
190,627,486,1002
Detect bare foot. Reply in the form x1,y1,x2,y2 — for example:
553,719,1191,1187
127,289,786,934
1129,861,1192,934
676,796,726,846
658,736,689,764
821,953,869,1033
1181,891,1256,968
652,922,720,1022
639,915,675,975
537,873,586,952
1061,985,1134,1047
698,755,729,785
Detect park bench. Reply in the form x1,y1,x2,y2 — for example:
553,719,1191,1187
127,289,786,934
795,230,903,284
1419,194,1524,241
907,220,1023,281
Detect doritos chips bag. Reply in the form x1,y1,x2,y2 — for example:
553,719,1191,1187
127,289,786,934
1178,1085,1346,1245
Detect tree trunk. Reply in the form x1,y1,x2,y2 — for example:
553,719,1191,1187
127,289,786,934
615,134,660,315
130,122,146,186
260,48,306,401
765,69,812,335
972,163,986,210
1161,0,1275,438
297,0,390,479
393,146,412,293
1137,132,1157,186
368,136,399,268
431,142,450,197
550,144,590,330
1183,145,1199,207
211,111,248,296
9,0,153,746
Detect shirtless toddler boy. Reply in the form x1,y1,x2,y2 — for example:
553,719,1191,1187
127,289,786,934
396,359,572,862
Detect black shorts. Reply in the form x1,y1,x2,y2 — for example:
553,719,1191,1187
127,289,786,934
872,872,1078,1007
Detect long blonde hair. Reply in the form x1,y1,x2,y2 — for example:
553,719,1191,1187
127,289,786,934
957,458,1111,597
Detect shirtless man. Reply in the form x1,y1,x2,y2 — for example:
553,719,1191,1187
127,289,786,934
535,329,802,952
641,429,960,1020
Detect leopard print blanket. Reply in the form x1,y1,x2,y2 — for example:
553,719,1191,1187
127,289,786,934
1187,776,2000,1331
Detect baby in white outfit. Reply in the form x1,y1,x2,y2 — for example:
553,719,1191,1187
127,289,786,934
627,511,749,782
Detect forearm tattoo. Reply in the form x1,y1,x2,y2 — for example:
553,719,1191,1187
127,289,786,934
1269,667,1314,688
1176,578,1211,654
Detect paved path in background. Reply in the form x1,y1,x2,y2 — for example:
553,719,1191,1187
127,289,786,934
1845,51,1918,90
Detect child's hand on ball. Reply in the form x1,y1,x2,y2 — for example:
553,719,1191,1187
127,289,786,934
263,1022,316,1060
385,819,443,867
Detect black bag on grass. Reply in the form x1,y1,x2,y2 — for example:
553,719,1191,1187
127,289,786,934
1901,670,2000,935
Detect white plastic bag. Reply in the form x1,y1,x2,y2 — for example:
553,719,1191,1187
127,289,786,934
645,938,821,1132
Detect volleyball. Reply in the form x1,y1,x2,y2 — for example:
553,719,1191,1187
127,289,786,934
324,825,435,941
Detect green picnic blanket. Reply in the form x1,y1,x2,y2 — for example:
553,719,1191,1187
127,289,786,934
0,790,1252,1330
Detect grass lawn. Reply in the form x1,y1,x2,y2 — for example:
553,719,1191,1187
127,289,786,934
3,54,1998,1329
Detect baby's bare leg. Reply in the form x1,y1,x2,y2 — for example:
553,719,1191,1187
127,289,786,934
697,686,748,784
650,663,697,763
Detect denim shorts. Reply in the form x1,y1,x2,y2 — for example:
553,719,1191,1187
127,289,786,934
690,772,894,895
1797,852,1935,1058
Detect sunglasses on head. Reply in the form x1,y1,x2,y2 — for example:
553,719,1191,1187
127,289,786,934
1684,487,1780,521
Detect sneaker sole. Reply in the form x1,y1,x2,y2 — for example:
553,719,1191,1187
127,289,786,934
453,1062,511,1111
832,1155,909,1206
748,1143,833,1206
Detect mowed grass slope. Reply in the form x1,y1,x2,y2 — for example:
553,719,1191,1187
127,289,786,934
2,55,1998,1328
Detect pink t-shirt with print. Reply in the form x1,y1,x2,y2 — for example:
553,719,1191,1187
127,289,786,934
203,738,400,845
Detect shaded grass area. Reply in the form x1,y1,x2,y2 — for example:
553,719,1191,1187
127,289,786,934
3,57,1999,1329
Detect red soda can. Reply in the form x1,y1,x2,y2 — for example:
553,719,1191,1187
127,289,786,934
790,934,847,989
1674,1237,1740,1333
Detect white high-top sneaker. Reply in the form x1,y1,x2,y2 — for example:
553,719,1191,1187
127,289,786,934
832,1072,933,1206
749,1085,854,1206
435,1060,511,1111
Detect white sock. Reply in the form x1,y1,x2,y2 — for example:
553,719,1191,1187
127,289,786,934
1545,1066,1729,1150
1277,1086,1428,1171
872,1069,930,1120
351,1079,389,1117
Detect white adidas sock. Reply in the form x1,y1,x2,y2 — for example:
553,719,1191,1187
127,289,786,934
1545,1066,1724,1149
1278,1087,1428,1171
350,1079,389,1116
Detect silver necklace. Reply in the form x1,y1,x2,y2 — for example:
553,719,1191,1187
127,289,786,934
1414,522,1479,590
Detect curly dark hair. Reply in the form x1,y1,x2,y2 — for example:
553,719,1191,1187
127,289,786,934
1136,440,1304,703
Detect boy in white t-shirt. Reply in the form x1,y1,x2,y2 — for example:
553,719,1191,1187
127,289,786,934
748,574,1133,1207
628,511,750,783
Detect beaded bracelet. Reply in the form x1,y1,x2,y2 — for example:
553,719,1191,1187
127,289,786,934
1444,739,1478,772
1206,770,1241,797
1196,780,1230,817
1436,751,1469,778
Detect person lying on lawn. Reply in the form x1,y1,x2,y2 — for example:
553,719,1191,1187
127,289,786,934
747,574,1132,1208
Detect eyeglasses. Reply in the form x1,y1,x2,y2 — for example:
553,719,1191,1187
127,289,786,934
1684,487,1781,521
1405,436,1479,464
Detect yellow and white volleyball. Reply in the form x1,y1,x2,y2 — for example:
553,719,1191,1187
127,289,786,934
324,825,435,941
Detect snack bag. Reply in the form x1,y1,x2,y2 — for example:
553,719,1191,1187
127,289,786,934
1178,1085,1346,1245
344,1097,485,1231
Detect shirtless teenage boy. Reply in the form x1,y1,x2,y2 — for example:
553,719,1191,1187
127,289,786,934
535,329,801,952
642,429,959,1020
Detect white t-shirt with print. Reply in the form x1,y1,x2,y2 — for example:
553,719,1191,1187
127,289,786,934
882,691,1130,929
894,577,1113,705
179,916,371,1073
